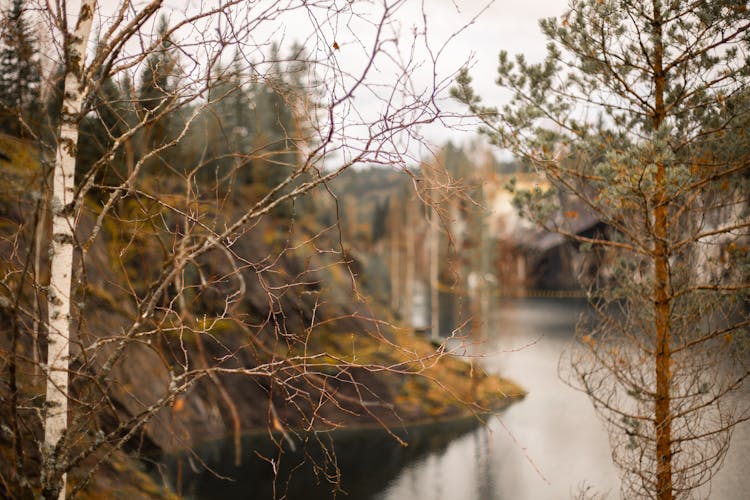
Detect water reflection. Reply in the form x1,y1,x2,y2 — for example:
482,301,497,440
170,298,749,499
378,298,749,500
379,298,618,500
168,417,482,499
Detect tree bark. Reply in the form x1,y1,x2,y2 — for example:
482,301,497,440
654,166,673,500
32,189,48,377
43,2,96,499
389,198,400,313
430,201,440,340
404,200,414,326
651,3,673,498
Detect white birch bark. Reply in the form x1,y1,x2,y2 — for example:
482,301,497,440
43,2,96,499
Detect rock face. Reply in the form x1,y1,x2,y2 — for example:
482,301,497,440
0,139,524,497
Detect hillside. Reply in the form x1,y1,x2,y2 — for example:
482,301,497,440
0,134,524,497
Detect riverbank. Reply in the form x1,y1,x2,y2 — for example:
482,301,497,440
177,419,495,499
0,137,525,498
63,327,525,498
163,362,525,499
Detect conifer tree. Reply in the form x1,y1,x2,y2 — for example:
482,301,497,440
0,0,41,137
454,1,750,498
77,60,128,189
251,43,298,192
198,58,255,186
138,16,178,155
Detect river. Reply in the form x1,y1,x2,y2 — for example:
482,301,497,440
378,298,619,499
377,298,750,500
175,298,749,499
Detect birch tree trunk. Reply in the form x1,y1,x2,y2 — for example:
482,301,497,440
43,2,96,498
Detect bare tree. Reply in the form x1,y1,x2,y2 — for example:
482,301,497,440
0,1,508,498
454,1,750,498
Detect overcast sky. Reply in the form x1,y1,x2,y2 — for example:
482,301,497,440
43,0,570,158
403,0,569,150
164,0,569,153
287,0,572,158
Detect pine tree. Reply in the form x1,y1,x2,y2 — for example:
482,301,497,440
0,0,41,137
138,16,178,153
77,53,129,189
199,57,255,187
251,43,298,192
454,1,750,498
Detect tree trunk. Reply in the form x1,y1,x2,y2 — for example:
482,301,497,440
404,200,414,326
32,190,48,377
651,3,672,498
430,202,440,340
389,199,400,314
654,169,672,500
43,2,96,499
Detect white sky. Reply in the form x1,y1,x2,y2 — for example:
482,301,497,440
35,0,570,158
401,0,569,150
173,1,568,152
302,0,571,158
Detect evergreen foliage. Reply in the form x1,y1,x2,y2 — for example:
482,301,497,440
67,18,308,202
249,43,300,193
0,0,41,137
454,1,750,498
138,15,179,169
77,65,128,188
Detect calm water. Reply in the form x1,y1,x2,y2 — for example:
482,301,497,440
377,298,750,500
174,298,749,499
379,298,619,499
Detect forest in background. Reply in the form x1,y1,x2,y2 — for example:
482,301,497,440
1,1,748,499
0,1,527,498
